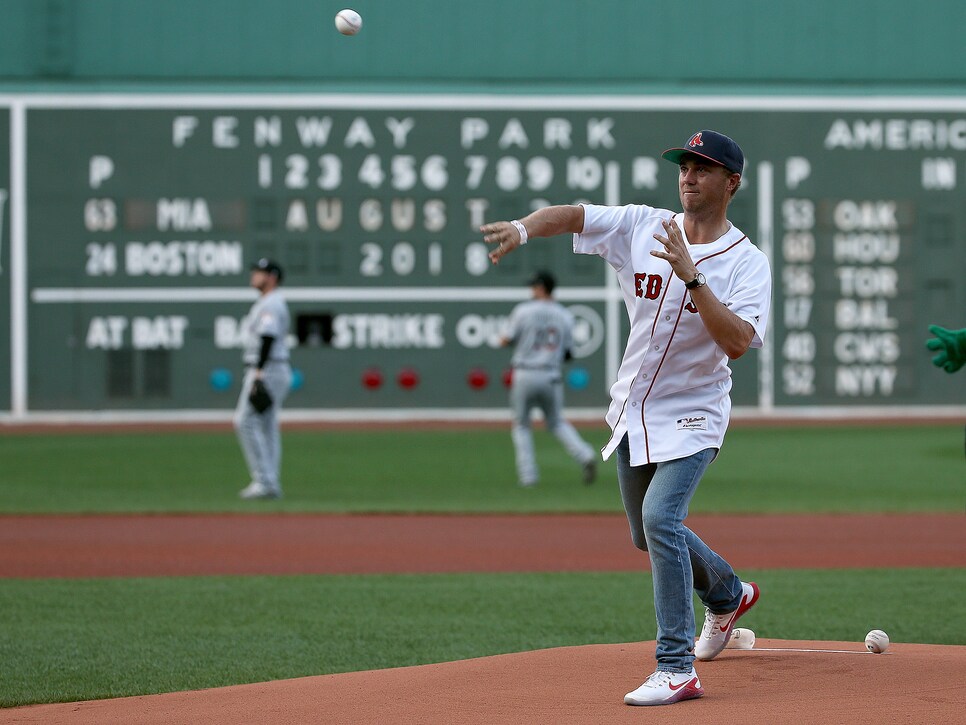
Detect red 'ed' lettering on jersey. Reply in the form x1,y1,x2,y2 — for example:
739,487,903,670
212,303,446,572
634,273,663,300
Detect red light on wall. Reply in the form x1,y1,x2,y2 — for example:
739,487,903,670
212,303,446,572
467,368,489,389
361,367,384,390
397,367,420,389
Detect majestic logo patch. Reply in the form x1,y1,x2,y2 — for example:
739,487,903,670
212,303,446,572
688,132,704,148
676,415,708,431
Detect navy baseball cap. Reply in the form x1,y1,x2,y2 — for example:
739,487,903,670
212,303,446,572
251,257,284,281
662,130,744,175
527,270,556,294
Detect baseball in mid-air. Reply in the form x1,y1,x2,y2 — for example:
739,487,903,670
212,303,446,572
335,8,362,35
865,629,890,654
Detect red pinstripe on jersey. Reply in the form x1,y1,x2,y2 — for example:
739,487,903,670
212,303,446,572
636,236,749,462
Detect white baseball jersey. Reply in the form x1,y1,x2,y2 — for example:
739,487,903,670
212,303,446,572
574,202,771,466
242,289,291,365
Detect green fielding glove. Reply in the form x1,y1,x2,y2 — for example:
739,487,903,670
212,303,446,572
926,324,966,374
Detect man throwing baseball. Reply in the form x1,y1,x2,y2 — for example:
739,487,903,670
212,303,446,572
481,130,771,706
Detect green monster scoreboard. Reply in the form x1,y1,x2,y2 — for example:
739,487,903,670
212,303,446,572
2,95,965,419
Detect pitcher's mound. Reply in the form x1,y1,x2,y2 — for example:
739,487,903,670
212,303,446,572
9,639,965,725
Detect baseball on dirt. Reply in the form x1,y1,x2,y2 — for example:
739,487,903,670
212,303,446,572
335,8,362,35
727,627,756,650
865,629,890,654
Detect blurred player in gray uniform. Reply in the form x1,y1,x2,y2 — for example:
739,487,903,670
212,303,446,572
236,258,292,500
501,271,597,487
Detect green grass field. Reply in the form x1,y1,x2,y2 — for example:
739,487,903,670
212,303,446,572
1,569,963,708
0,424,962,513
0,423,963,707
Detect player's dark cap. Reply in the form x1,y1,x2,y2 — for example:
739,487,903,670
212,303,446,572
527,270,556,294
661,130,744,175
251,257,284,282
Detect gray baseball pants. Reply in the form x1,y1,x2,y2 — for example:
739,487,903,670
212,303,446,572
234,362,292,494
510,369,594,485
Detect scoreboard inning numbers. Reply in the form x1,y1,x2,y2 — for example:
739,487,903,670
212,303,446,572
2,96,965,417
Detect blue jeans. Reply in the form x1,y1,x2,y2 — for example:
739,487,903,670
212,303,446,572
615,435,744,672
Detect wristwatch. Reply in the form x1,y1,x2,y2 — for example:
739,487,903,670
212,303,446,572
685,272,706,290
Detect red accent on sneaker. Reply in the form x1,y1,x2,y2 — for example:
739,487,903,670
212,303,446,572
719,581,760,640
667,678,704,703
733,582,760,622
695,581,761,661
625,671,705,706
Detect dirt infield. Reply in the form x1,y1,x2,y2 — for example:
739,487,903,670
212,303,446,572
6,640,965,725
2,512,965,577
1,512,964,723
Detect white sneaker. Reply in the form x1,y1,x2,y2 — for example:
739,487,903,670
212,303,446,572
695,581,760,661
624,668,704,706
238,481,281,500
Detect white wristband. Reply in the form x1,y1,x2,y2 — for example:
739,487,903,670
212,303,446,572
510,220,528,245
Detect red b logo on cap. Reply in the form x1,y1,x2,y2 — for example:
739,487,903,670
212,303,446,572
688,133,704,148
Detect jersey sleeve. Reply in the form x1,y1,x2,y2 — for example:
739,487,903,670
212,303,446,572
253,302,286,339
726,248,772,349
574,203,662,270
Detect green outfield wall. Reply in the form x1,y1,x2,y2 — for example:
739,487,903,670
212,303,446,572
2,0,965,86
1,2,965,421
